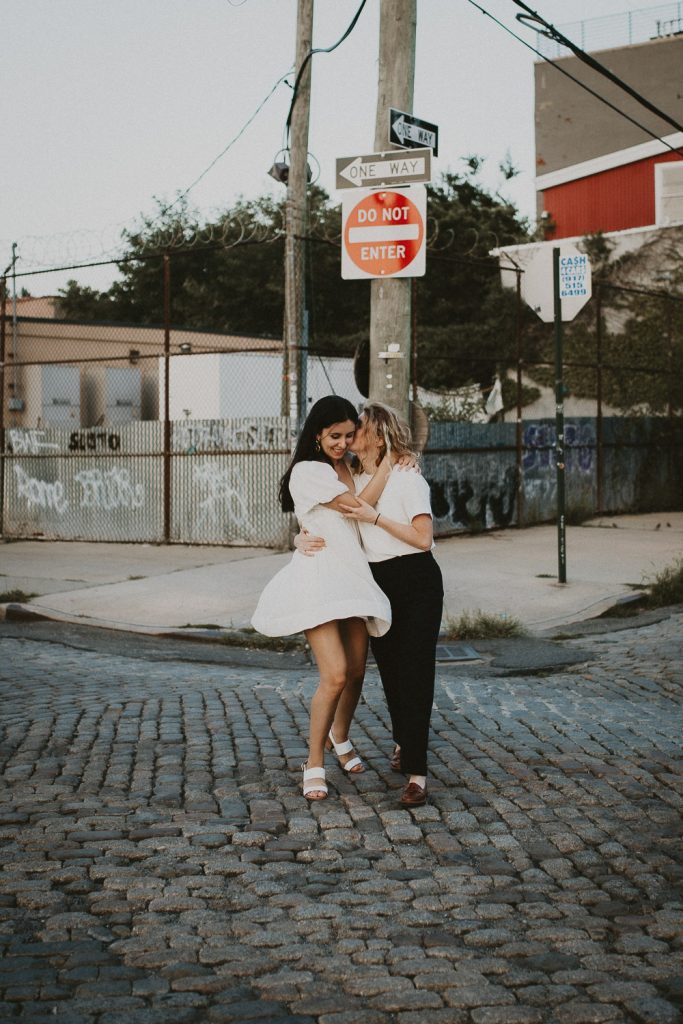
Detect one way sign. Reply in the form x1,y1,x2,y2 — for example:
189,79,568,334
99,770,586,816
389,108,439,157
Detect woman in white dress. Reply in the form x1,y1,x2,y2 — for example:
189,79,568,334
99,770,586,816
251,396,393,801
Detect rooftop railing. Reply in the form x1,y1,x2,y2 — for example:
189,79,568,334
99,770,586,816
534,3,682,59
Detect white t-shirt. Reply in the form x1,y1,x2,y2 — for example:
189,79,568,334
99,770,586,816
355,467,434,563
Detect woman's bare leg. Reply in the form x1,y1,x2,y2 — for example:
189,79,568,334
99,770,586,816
304,620,351,798
329,618,368,769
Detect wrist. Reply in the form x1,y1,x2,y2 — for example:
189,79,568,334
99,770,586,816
374,512,381,526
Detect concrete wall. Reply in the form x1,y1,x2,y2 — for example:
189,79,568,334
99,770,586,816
4,416,680,545
422,417,682,534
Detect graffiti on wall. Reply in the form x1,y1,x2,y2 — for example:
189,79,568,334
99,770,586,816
523,422,595,472
7,429,60,455
13,465,145,514
176,420,289,454
193,461,250,534
14,466,68,514
427,460,518,531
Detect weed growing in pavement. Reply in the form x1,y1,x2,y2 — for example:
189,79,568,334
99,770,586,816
644,557,683,608
180,623,306,653
442,609,528,640
599,558,683,618
0,590,36,603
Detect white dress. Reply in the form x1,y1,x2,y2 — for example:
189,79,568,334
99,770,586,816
251,461,391,638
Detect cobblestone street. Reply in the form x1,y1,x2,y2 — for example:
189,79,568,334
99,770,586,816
0,615,682,1024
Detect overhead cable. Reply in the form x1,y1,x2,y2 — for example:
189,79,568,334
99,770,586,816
511,0,683,135
157,68,294,220
285,0,368,143
463,0,683,158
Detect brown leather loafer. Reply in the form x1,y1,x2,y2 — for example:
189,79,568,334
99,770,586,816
400,781,428,807
390,746,402,772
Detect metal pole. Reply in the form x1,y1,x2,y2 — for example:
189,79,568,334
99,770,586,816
283,0,313,444
163,253,171,544
369,0,416,422
553,247,567,583
411,276,418,406
515,269,524,528
595,283,604,514
11,244,18,397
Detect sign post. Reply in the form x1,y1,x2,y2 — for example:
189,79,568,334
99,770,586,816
519,244,592,584
553,248,567,584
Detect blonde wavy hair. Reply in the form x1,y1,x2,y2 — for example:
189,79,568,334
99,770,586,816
358,401,414,469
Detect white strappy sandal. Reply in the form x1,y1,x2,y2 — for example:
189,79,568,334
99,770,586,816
301,763,328,801
326,730,364,774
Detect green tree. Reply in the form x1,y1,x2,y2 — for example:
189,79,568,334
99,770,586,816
58,169,536,394
415,166,534,390
525,237,683,415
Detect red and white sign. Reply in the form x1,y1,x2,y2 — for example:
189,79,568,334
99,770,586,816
341,186,426,280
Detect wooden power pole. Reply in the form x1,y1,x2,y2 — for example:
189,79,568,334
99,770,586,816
369,0,417,421
283,0,313,432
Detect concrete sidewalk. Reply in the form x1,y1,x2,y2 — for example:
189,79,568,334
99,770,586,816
1,512,681,639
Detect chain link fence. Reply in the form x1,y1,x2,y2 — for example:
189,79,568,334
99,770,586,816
1,246,681,544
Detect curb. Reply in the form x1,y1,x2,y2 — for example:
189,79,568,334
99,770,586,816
2,600,679,652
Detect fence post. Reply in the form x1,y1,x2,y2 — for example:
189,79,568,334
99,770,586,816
595,283,604,513
0,281,5,536
163,253,171,543
515,268,524,528
666,295,674,502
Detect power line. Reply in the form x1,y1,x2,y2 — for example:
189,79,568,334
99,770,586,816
285,0,368,144
158,68,294,220
463,0,683,159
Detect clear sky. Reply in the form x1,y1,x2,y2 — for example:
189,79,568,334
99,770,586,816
2,0,665,293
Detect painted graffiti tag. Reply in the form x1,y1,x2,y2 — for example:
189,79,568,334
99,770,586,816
193,461,250,533
175,420,289,454
74,468,145,511
14,465,68,514
69,431,121,452
7,429,60,455
523,421,595,472
427,460,517,531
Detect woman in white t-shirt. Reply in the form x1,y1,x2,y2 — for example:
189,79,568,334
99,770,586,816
299,402,443,808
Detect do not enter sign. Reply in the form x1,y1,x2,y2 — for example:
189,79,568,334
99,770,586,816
341,186,426,280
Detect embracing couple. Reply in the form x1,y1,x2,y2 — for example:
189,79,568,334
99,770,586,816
252,396,443,807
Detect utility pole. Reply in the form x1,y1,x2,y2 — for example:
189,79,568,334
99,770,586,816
283,0,313,438
369,0,416,422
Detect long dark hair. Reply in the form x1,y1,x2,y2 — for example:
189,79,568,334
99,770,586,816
279,395,359,512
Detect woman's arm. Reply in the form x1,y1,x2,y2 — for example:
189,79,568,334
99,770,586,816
321,454,393,512
340,497,433,551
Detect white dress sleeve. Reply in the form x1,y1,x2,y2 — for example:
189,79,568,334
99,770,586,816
289,461,348,515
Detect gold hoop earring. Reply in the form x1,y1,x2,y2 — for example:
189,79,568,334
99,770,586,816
314,438,321,454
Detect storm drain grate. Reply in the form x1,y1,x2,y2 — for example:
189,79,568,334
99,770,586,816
368,643,481,666
435,643,481,662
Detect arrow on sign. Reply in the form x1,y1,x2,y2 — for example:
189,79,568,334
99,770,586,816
339,154,430,189
391,114,437,151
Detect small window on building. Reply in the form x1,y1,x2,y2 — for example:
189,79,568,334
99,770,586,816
655,161,683,225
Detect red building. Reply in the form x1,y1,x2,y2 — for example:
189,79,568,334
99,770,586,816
534,15,683,238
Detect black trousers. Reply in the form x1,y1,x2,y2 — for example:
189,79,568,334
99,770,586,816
369,551,443,776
